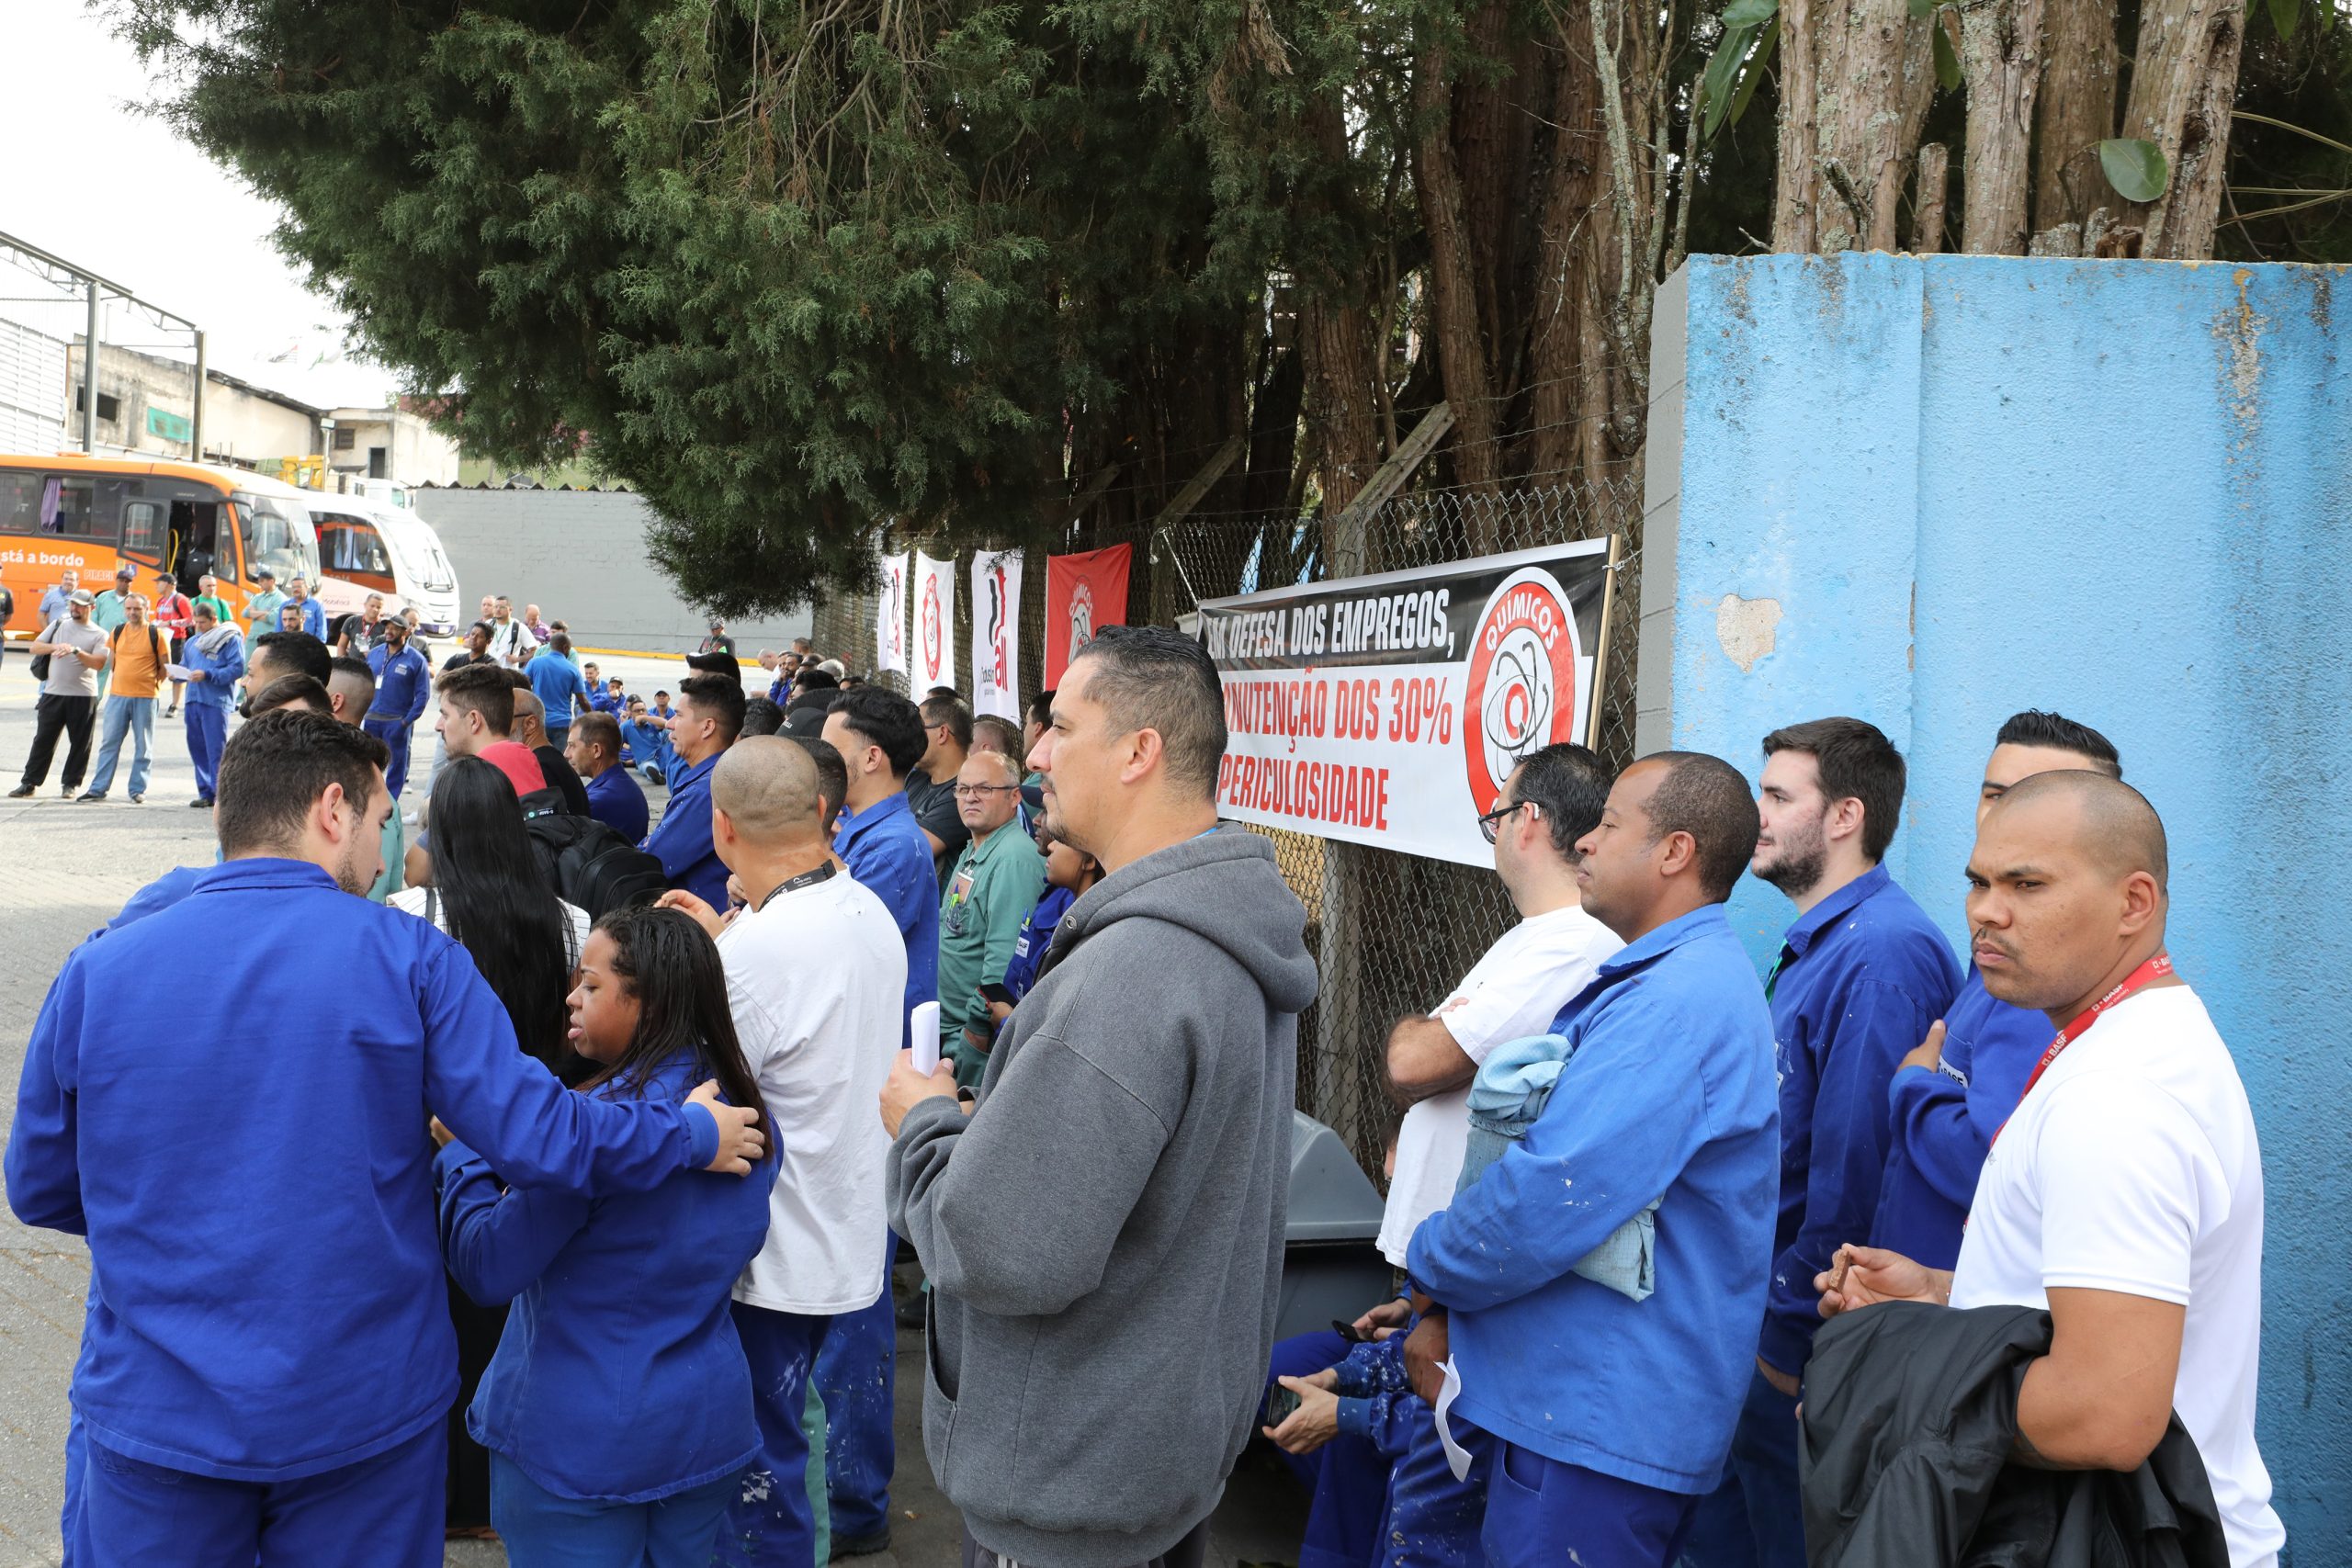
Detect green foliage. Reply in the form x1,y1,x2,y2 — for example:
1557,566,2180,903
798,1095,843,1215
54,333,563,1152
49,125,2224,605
119,0,1302,614
2098,138,2170,202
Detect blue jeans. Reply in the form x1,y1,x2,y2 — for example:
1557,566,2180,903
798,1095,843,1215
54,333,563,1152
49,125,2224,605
1484,1446,1699,1568
76,1420,446,1567
812,1238,897,1540
719,1303,830,1567
86,695,154,796
492,1454,740,1568
1679,1367,1806,1568
187,704,228,800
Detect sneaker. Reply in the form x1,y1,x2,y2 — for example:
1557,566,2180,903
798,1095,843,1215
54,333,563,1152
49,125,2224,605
130,793,144,805
60,785,74,798
6,784,31,798
164,705,179,717
74,792,104,803
190,796,213,808
831,1529,893,1560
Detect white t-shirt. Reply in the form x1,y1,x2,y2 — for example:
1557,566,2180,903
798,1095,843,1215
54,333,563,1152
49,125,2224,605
720,866,909,1315
1951,987,2282,1568
1376,902,1623,1267
388,886,592,968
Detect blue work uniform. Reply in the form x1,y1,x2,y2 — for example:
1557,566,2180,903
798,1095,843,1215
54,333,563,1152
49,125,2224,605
1870,967,2048,1268
527,648,590,739
1408,904,1780,1568
295,596,328,640
642,750,729,908
437,1053,775,1554
816,788,944,1543
180,630,244,803
1265,1328,1398,1568
364,642,433,799
585,761,651,845
5,859,729,1567
1688,863,1959,1568
999,884,1075,1005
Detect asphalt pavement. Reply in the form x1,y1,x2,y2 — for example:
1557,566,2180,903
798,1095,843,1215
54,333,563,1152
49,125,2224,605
0,649,1305,1567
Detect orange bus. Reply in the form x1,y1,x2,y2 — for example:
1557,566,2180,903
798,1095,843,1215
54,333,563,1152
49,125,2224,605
0,453,321,638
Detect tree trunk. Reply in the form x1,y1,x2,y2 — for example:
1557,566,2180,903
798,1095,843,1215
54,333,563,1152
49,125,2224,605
1528,24,1603,486
1773,0,1822,250
2117,0,2244,258
1301,297,1385,515
1914,141,1951,251
1957,0,2046,254
1414,45,1504,492
2031,0,2119,232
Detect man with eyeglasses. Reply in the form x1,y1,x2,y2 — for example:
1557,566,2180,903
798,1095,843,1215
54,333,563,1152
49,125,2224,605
936,749,1047,1088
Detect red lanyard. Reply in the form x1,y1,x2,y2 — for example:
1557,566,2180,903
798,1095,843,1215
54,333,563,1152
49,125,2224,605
1993,952,2173,1145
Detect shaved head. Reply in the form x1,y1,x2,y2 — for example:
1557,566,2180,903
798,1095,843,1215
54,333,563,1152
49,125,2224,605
1989,769,2168,893
1966,769,2171,1019
713,736,822,840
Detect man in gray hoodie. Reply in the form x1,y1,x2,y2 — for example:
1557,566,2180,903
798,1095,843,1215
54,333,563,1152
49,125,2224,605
883,625,1317,1568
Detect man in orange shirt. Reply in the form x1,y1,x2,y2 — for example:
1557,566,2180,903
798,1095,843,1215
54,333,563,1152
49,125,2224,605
79,594,170,804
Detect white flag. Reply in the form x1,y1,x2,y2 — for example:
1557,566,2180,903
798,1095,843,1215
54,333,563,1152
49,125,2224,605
876,552,910,674
970,549,1023,720
913,550,956,692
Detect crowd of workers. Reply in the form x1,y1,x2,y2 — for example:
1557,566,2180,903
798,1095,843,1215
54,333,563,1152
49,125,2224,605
1,570,2279,1568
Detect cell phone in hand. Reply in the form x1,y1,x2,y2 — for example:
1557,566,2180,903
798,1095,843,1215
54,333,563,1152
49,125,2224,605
1263,1384,1302,1427
977,982,1014,1007
1332,1318,1370,1345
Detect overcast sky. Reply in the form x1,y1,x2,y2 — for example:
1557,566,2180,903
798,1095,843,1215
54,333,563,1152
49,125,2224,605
0,4,395,410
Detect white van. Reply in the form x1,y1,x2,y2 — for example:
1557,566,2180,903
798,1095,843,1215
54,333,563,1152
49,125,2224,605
311,493,463,636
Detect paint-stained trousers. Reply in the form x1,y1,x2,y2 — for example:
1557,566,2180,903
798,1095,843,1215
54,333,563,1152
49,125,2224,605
719,1303,831,1567
812,1238,896,1540
1481,1446,1698,1568
74,1420,446,1568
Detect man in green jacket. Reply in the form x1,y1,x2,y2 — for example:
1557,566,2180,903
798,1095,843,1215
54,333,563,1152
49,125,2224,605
938,749,1047,1087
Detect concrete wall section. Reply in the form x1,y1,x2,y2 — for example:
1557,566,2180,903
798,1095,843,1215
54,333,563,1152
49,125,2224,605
1644,251,2352,1559
410,488,810,656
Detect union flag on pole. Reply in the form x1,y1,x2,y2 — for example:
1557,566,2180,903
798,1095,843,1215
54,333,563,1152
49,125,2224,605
1044,544,1131,683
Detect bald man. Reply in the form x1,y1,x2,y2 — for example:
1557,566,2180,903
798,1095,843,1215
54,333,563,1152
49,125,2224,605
1820,773,2280,1568
658,739,907,1568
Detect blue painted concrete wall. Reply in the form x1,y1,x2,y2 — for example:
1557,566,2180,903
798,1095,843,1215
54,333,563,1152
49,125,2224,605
1644,253,2352,1561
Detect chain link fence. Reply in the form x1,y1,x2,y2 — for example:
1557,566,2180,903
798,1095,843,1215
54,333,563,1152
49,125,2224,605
811,473,1645,1176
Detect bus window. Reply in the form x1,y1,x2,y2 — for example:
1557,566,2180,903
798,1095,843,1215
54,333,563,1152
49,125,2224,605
0,471,43,533
232,491,320,586
316,510,396,588
124,501,165,557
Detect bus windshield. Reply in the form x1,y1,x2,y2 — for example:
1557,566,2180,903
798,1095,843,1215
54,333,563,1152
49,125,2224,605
233,491,321,585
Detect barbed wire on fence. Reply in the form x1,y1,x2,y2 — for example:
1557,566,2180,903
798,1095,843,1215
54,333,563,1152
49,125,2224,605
812,476,1645,1175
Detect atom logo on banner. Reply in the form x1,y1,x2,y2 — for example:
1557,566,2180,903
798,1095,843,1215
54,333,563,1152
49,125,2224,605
1069,580,1095,656
1460,566,1580,809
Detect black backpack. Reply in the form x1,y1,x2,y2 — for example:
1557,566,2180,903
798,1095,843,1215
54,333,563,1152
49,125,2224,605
516,789,669,917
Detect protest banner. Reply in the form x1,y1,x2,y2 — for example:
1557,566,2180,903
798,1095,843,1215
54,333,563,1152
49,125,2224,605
1197,537,1617,868
1044,544,1130,682
971,549,1023,719
876,552,910,674
913,551,956,690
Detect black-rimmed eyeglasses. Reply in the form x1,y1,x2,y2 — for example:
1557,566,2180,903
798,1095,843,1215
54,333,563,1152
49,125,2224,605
953,784,1022,800
1477,799,1532,844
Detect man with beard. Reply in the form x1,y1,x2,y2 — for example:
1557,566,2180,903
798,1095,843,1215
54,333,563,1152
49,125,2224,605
1685,718,1958,1568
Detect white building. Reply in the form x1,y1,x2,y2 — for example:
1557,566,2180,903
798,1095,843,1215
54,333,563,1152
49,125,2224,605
324,400,460,488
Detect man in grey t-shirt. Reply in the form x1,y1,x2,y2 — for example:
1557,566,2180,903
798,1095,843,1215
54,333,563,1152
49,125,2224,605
12,591,110,797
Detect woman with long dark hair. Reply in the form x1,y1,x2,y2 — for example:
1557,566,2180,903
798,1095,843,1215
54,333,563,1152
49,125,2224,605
391,758,587,1075
436,907,776,1565
390,755,588,1538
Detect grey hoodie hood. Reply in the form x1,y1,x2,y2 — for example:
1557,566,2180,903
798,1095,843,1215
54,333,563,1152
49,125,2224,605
889,823,1317,1566
1038,826,1318,1013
